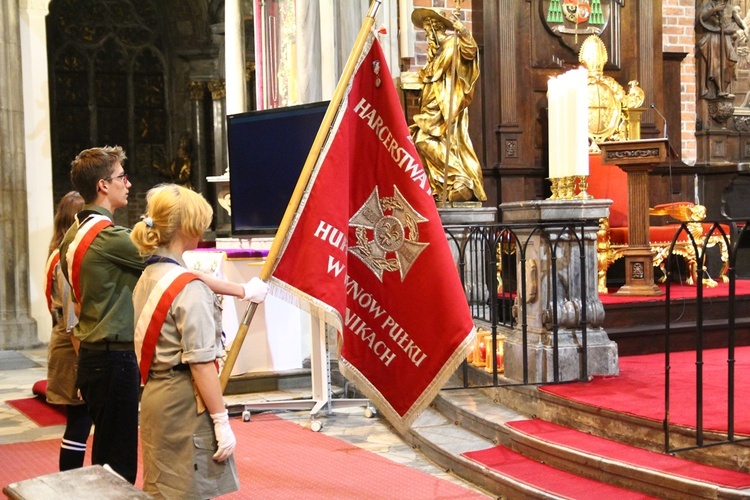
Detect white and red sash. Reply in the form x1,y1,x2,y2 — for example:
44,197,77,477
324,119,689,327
65,214,113,303
44,249,60,313
135,266,198,384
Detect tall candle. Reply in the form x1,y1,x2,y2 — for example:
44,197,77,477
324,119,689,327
547,76,560,178
570,67,590,176
548,68,590,179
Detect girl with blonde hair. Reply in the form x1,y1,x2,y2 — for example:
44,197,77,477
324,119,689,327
131,184,266,498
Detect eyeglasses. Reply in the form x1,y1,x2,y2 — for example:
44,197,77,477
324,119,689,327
103,172,128,183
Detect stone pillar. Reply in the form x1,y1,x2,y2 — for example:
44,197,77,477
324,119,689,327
189,81,208,198
207,79,230,235
20,0,53,343
501,200,617,383
0,0,38,348
224,0,245,114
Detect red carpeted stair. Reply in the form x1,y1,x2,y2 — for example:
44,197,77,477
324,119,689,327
463,443,656,499
498,418,750,498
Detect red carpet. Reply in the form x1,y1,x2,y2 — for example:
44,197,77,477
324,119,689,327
6,397,66,427
505,419,750,488
462,445,655,499
599,279,750,305
0,414,483,499
539,347,750,434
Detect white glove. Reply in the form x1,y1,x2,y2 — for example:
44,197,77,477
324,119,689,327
210,410,236,462
242,277,268,303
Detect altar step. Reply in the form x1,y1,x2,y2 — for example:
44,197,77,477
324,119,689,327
600,288,750,356
403,387,750,499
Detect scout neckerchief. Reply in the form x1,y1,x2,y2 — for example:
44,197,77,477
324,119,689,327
44,249,60,313
65,213,113,303
135,259,199,384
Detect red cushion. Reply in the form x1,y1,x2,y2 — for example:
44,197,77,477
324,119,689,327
588,154,629,227
32,379,47,397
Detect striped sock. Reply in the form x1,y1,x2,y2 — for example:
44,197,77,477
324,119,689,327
59,438,87,471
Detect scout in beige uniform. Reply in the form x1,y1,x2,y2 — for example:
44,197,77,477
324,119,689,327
131,184,267,499
45,191,92,471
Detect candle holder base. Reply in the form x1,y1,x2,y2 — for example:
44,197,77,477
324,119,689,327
576,175,593,199
547,177,561,200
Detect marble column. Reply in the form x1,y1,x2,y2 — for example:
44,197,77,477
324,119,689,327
208,79,230,235
189,81,208,198
20,0,53,343
224,0,245,114
0,0,38,348
500,200,617,383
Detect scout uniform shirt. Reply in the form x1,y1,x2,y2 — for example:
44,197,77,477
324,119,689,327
59,205,146,344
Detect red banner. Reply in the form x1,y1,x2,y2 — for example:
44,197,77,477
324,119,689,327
269,35,475,432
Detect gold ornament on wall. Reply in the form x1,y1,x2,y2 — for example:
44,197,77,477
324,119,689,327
579,35,644,150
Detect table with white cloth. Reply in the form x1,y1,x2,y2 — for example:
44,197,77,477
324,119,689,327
183,248,311,376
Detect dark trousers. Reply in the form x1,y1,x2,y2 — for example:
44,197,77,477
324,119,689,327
60,403,92,471
76,348,140,484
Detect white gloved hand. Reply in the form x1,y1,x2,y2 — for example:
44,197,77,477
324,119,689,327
242,277,268,303
210,410,236,462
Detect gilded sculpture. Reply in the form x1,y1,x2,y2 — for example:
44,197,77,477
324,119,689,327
409,7,486,204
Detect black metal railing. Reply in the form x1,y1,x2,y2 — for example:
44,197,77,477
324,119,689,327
442,218,599,389
442,216,750,455
664,220,750,454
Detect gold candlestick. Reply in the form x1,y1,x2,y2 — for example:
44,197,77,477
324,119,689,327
548,177,561,200
576,175,593,199
561,176,576,199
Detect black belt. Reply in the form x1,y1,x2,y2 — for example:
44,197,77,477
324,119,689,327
79,341,134,352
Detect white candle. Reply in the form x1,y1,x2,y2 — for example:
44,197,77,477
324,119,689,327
547,76,560,178
548,68,590,179
571,67,590,176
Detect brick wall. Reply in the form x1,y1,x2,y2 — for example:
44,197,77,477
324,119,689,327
663,0,697,164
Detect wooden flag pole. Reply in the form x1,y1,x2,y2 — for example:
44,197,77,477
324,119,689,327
220,0,383,392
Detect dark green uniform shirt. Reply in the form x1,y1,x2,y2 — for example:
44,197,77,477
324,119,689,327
59,205,146,343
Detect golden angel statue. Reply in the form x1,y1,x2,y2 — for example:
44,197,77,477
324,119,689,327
409,7,486,203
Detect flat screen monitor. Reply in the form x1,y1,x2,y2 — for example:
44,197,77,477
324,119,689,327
227,101,329,235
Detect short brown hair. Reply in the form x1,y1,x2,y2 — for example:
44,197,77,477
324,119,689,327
70,146,127,202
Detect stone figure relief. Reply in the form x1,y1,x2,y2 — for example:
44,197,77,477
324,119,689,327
696,0,749,100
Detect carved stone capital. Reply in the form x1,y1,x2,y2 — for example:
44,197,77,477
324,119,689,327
188,81,206,101
207,80,226,100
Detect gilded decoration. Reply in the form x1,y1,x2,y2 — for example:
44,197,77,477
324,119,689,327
208,80,226,100
578,35,643,147
188,81,207,101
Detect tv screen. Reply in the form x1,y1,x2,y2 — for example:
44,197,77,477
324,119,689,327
227,101,329,235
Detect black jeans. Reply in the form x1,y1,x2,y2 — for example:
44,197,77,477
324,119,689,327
76,347,140,484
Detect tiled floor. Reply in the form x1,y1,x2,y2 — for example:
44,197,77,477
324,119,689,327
0,348,490,497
